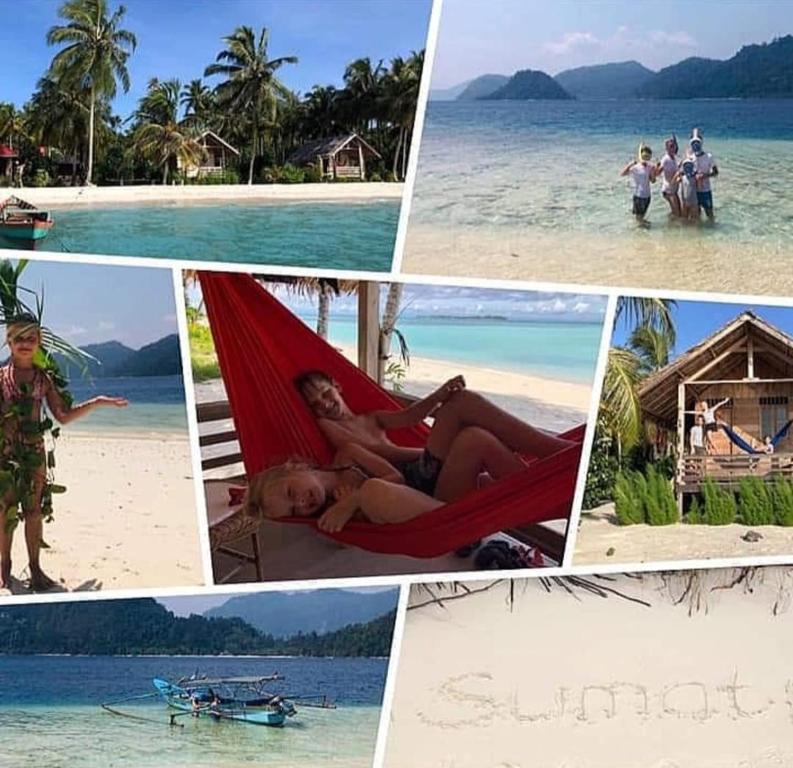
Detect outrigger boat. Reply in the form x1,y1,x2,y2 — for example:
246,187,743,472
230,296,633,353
102,673,336,728
0,196,54,248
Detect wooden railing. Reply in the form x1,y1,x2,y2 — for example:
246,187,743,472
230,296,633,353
679,452,793,490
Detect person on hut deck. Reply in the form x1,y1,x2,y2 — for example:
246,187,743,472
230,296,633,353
697,397,731,437
0,313,128,592
689,414,711,456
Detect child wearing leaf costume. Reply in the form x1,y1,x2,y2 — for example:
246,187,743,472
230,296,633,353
0,313,128,592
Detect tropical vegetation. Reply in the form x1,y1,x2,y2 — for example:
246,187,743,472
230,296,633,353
1,0,424,187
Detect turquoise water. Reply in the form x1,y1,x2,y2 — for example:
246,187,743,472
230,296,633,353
0,655,386,768
21,201,399,271
320,316,603,384
64,375,188,434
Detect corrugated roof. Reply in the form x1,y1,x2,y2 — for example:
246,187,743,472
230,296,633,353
288,132,381,164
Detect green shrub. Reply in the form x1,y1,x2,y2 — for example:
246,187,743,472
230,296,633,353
643,465,678,525
771,476,793,526
737,476,774,526
701,478,737,525
613,470,644,525
582,432,618,510
369,171,382,182
30,169,51,188
686,495,703,524
304,164,323,183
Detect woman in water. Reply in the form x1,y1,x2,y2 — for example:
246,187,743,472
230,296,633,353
621,144,657,224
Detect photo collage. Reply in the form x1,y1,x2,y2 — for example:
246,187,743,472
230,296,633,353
1,1,792,766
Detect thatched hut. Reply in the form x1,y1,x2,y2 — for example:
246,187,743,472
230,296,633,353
638,311,793,509
178,130,239,178
287,133,380,180
0,144,18,182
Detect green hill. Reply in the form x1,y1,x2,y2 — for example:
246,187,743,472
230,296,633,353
54,334,181,378
0,598,396,657
641,36,793,98
456,74,509,100
481,70,573,100
555,61,655,99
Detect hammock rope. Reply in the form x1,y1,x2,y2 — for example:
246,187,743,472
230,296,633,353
199,272,585,558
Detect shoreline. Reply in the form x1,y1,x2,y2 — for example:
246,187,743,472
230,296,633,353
11,182,405,208
66,426,189,441
0,652,389,659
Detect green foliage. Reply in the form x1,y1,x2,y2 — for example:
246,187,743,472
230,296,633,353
737,476,775,526
643,464,678,525
700,478,737,525
30,169,52,187
384,360,406,393
613,470,644,525
582,426,618,509
190,169,241,185
686,495,702,524
770,476,793,526
613,464,677,525
188,321,220,382
260,163,306,184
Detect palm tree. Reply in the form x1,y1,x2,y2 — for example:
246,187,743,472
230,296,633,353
382,51,423,180
46,0,137,185
180,79,215,131
0,104,29,151
340,57,385,134
205,26,297,185
615,296,677,347
130,79,206,185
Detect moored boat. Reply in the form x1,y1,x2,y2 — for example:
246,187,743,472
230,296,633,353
0,196,54,246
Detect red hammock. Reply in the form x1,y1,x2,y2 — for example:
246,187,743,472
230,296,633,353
199,272,585,558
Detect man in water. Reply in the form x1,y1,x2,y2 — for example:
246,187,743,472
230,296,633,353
621,144,657,224
688,132,718,222
657,136,681,217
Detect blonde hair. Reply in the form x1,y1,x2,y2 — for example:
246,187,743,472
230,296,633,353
243,459,318,519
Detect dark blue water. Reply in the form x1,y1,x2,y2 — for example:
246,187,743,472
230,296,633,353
69,375,185,405
41,201,400,271
0,654,388,707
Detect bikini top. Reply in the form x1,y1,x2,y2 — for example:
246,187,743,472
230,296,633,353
0,363,48,403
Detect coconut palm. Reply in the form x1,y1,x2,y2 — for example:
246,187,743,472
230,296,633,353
615,296,677,346
46,0,136,185
130,79,206,185
0,104,29,151
382,51,423,180
339,57,385,134
205,26,297,185
180,79,215,131
629,326,671,375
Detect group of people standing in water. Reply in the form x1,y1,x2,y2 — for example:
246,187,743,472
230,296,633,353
621,130,719,225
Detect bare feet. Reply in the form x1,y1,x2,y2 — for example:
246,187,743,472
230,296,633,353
29,565,57,592
0,559,11,589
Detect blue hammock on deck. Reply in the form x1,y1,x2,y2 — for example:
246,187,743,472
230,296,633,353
720,419,793,454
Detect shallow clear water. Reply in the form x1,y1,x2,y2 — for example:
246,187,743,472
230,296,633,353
15,201,399,271
0,655,386,768
406,100,793,285
321,316,603,384
65,375,188,434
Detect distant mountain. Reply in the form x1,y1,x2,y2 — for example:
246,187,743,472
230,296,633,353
641,36,793,98
456,74,509,100
481,70,573,100
555,61,655,99
55,334,181,378
205,588,399,638
429,80,471,101
0,598,396,657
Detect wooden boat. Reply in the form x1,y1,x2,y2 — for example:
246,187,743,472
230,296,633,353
0,196,54,246
152,675,299,727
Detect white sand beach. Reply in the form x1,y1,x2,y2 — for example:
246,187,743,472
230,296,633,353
574,502,793,566
386,570,793,768
0,431,203,596
13,182,404,208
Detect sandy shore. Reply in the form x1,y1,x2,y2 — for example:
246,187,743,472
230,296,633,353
573,502,793,566
386,570,793,768
0,431,203,596
14,182,404,208
195,344,591,434
401,225,793,296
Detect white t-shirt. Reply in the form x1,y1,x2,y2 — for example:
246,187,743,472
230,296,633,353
702,406,718,425
660,154,679,194
681,174,698,206
690,425,704,448
629,162,654,198
690,152,716,192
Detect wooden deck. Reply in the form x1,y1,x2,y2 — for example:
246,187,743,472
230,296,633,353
679,452,793,492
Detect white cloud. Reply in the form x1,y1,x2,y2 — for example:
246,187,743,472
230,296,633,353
98,320,115,331
544,31,599,55
573,301,590,313
57,324,87,338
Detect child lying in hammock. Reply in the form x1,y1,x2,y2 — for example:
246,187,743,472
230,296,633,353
294,369,574,501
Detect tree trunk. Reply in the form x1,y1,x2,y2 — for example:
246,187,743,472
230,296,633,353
163,161,169,186
248,106,258,186
86,84,96,185
392,127,403,179
316,284,331,339
401,127,409,179
378,282,404,384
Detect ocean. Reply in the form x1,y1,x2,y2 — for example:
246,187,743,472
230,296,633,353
22,200,399,271
319,315,603,384
404,99,793,291
64,374,188,435
0,655,387,768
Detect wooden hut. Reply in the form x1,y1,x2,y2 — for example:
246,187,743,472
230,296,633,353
638,311,793,511
178,130,239,178
287,133,380,180
0,145,17,182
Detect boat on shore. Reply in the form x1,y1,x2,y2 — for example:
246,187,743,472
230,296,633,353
0,196,54,247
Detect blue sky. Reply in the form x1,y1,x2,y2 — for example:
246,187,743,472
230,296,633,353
431,0,791,88
612,299,793,360
274,283,608,324
14,259,177,348
2,0,432,117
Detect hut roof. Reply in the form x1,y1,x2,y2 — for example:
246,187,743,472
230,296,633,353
0,145,18,159
198,130,239,155
639,311,793,425
288,133,381,165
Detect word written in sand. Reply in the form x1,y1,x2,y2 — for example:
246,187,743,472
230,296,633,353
417,672,793,729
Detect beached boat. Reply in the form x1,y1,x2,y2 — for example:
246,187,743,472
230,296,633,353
0,196,54,246
152,675,298,726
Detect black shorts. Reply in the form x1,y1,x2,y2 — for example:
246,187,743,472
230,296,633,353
633,196,650,215
704,422,719,433
399,449,443,496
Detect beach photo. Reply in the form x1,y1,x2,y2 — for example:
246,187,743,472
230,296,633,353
401,0,793,294
384,568,793,768
576,296,793,567
0,585,398,768
0,257,200,595
0,0,430,270
186,271,605,581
